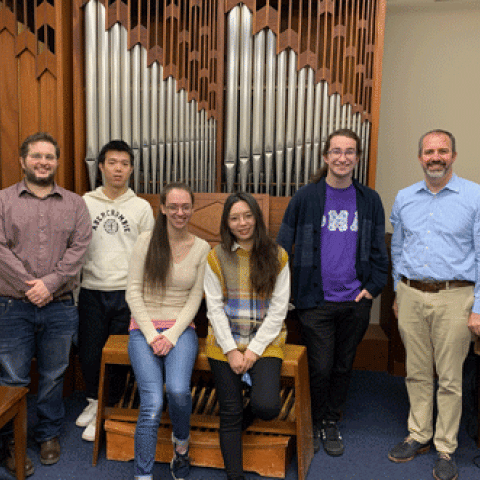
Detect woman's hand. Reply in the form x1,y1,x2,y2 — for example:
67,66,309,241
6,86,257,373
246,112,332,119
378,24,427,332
226,349,245,374
243,349,259,371
150,334,174,356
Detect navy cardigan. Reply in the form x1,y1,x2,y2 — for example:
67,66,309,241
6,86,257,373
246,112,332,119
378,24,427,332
277,178,388,310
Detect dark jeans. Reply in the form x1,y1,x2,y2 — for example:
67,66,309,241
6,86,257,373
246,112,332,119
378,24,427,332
0,295,78,442
78,288,131,402
209,356,282,480
297,298,372,426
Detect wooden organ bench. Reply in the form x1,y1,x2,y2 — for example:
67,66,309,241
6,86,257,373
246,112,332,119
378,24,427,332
93,336,313,480
91,192,314,479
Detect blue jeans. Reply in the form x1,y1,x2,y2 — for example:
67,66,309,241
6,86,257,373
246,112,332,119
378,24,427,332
128,327,198,478
0,296,78,442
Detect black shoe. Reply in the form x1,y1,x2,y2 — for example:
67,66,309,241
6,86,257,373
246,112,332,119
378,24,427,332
313,425,321,454
433,452,458,480
4,439,35,477
388,436,430,463
40,437,61,465
170,448,191,480
320,420,344,456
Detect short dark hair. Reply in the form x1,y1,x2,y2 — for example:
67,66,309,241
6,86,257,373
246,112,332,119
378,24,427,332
310,129,362,183
98,140,134,165
20,132,59,159
418,129,456,156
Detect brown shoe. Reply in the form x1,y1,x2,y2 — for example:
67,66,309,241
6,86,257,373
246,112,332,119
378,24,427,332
40,437,60,465
4,439,35,477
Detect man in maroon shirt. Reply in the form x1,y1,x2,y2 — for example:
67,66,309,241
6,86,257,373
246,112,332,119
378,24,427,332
0,132,92,476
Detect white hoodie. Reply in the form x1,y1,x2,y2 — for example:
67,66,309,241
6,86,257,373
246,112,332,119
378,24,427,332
81,187,154,291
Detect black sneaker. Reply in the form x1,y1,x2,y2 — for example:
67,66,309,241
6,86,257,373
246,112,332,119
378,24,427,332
320,420,344,456
433,452,458,480
388,436,430,463
313,425,321,453
170,448,191,480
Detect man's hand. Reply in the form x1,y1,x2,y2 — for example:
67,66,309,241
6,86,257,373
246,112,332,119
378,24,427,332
392,298,398,318
468,312,480,337
226,349,245,375
243,349,259,372
355,289,373,302
25,279,52,307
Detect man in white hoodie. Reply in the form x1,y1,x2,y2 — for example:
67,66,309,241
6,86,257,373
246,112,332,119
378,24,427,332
76,140,154,441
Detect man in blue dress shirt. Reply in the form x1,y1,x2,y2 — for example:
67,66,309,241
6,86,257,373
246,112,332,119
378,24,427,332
388,129,480,480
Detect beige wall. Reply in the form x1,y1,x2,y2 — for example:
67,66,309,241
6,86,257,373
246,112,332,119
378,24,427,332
371,3,480,323
377,3,480,232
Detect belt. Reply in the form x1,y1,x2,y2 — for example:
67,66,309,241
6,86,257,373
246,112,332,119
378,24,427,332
401,277,474,293
52,292,74,303
20,292,73,303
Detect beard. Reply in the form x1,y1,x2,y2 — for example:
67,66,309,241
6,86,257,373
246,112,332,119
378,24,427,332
423,162,448,179
24,168,55,186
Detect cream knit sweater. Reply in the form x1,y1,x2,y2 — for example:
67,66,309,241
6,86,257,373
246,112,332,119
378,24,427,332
126,231,210,345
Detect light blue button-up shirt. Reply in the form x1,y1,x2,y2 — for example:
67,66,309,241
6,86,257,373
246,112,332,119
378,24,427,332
390,174,480,313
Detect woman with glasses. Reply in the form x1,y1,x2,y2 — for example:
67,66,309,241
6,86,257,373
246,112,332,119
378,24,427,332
126,182,210,480
204,192,290,480
277,129,388,457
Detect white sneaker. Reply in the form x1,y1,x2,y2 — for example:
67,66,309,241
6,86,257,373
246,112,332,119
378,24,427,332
76,398,98,427
82,415,97,442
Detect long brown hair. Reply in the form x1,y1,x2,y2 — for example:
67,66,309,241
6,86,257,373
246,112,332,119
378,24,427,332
143,182,194,292
220,192,280,298
310,128,362,183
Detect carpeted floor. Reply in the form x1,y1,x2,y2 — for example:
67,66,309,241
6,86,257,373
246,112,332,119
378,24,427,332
1,369,479,480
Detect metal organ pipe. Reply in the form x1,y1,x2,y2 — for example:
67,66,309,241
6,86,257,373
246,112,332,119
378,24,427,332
83,0,372,196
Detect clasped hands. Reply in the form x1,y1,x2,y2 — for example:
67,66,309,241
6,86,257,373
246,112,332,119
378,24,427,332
150,334,174,356
25,279,52,307
226,348,260,375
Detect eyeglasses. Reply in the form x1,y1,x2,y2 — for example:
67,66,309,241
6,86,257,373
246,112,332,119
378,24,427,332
28,153,57,161
165,205,192,213
327,149,357,159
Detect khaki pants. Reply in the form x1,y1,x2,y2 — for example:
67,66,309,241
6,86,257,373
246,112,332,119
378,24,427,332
397,281,473,453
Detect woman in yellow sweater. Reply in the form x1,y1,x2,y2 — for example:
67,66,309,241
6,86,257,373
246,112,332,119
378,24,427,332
126,182,210,480
204,192,290,480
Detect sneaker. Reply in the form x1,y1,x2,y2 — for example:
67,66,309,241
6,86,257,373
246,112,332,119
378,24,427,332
81,414,97,442
4,439,35,477
388,436,430,463
76,398,98,427
320,420,344,456
433,452,458,480
313,425,321,454
170,448,191,480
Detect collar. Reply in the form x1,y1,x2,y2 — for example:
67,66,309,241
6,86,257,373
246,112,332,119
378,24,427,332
417,173,459,195
18,179,62,198
231,242,251,253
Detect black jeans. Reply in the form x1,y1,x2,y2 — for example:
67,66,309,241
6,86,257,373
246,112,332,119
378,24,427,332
78,288,131,401
297,298,372,426
209,356,282,480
